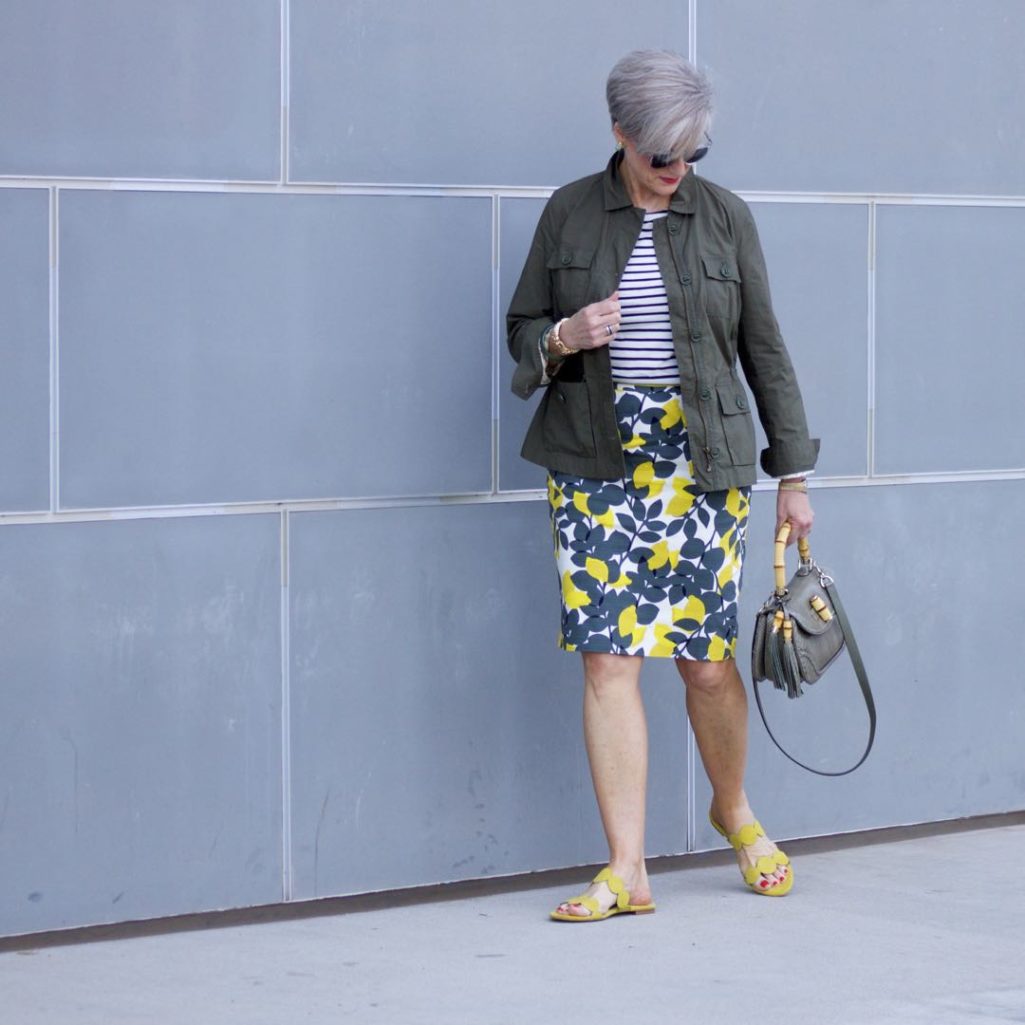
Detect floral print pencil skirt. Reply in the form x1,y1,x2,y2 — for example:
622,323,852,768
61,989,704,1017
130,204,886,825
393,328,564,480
548,384,751,661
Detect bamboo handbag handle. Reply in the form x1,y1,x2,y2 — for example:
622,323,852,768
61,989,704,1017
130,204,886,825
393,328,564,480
773,522,811,596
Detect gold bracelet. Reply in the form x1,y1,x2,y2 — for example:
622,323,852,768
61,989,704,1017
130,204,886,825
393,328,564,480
546,318,577,359
778,480,808,493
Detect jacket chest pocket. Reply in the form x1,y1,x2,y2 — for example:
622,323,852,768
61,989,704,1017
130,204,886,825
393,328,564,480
700,252,742,322
548,246,596,316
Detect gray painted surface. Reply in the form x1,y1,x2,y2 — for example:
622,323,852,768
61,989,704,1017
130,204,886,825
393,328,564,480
747,201,868,479
0,515,282,937
875,204,1025,474
289,0,687,186
0,0,280,181
0,188,49,511
700,0,1025,195
288,501,690,899
59,190,492,508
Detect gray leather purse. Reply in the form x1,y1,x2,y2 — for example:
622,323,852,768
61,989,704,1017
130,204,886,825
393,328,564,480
751,523,876,776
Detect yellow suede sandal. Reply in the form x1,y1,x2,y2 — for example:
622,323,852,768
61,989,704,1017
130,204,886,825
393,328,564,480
709,814,794,897
549,866,656,922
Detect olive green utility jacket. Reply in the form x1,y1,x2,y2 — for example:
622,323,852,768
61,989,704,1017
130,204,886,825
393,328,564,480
506,152,819,491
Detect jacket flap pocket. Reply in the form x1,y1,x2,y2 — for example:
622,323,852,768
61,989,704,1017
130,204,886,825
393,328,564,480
717,382,751,415
547,246,596,270
701,252,741,283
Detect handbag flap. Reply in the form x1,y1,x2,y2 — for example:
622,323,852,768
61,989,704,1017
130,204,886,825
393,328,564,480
783,568,836,636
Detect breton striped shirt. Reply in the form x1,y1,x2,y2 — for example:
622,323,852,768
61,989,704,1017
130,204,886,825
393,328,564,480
610,211,679,384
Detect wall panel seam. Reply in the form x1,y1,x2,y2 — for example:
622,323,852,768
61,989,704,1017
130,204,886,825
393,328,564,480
4,180,1025,207
491,196,501,495
689,0,698,64
49,188,60,513
741,193,1025,207
280,509,293,901
685,723,696,853
3,471,1025,527
867,201,877,477
280,0,291,186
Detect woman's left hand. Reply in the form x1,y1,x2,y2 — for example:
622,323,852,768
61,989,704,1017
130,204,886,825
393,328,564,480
776,487,814,543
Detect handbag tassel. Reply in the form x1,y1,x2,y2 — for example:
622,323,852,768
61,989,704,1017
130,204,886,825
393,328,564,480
769,616,804,699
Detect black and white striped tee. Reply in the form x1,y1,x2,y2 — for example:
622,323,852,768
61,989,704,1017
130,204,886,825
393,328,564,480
610,211,679,384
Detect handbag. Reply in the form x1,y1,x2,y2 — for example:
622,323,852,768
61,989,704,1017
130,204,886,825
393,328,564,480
751,522,876,777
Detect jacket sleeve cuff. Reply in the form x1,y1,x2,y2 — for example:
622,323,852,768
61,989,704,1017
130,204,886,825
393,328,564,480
510,318,554,399
760,438,821,479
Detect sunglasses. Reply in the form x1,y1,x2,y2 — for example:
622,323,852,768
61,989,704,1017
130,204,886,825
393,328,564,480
648,135,712,168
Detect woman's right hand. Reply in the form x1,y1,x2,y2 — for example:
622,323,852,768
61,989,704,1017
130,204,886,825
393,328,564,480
559,291,621,350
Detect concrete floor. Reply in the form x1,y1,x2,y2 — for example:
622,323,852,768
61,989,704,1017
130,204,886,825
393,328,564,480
2,822,1023,1025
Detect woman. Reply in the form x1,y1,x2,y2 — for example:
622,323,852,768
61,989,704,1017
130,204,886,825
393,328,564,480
506,50,818,921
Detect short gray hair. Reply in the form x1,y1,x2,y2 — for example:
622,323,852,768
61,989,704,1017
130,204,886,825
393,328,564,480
606,50,712,159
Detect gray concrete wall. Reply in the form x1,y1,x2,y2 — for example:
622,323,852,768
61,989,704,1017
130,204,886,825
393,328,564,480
1,0,1023,937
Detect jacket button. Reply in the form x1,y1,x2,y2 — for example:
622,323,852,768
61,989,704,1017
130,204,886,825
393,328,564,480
709,447,721,458
735,397,746,410
669,223,680,234
561,255,571,266
681,273,692,285
690,331,702,342
556,391,566,403
720,263,731,277
700,387,711,400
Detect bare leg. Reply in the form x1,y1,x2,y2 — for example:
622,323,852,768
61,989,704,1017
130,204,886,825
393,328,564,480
556,652,653,917
676,659,790,889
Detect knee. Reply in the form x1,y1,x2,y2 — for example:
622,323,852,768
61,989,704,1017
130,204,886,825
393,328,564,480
582,652,642,696
677,658,737,696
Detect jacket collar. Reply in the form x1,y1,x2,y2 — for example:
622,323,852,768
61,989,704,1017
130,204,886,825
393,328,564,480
602,150,697,214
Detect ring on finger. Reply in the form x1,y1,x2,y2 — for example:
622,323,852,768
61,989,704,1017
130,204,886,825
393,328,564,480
605,324,614,337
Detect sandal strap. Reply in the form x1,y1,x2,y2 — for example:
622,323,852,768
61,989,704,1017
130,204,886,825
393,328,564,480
563,895,600,915
727,821,790,872
560,868,622,916
726,820,767,851
726,821,790,867
742,852,790,885
593,866,632,910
